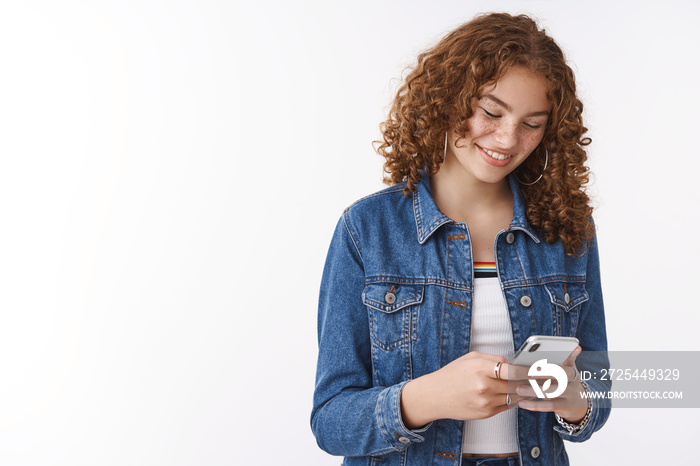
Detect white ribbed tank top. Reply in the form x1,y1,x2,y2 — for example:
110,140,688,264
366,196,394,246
462,276,518,454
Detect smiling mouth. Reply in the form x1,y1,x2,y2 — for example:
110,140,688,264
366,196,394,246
480,146,512,161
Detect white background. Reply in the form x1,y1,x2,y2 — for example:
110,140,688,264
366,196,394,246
1,0,698,464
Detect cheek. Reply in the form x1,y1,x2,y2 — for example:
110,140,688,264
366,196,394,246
522,131,545,151
467,115,498,138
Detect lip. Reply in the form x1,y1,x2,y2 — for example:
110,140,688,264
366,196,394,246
477,144,514,168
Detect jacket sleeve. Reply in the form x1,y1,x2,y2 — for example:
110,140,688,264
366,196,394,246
554,227,612,442
310,211,431,457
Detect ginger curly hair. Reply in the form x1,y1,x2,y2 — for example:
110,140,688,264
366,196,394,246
375,13,594,254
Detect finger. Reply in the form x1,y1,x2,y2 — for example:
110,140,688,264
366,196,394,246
516,381,583,407
562,346,582,366
500,362,530,381
515,384,537,398
495,391,531,410
493,381,533,398
561,347,582,381
514,383,566,397
517,399,559,412
483,356,509,379
508,392,534,406
493,379,528,396
564,365,578,382
516,379,569,395
504,365,577,387
500,362,551,381
524,373,580,386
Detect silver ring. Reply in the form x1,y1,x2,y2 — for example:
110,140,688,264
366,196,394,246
506,393,512,406
494,361,503,380
567,365,579,383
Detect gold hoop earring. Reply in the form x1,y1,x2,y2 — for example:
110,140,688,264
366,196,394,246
514,149,548,185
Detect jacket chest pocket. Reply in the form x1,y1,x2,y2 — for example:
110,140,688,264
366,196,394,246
362,283,423,351
544,282,587,337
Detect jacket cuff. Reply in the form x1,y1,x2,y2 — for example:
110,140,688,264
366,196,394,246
554,379,611,441
376,381,432,451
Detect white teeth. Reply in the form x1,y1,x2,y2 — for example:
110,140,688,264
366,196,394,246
482,147,511,161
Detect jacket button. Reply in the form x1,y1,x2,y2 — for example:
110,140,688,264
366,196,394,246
564,292,570,304
530,446,540,458
520,295,532,307
506,232,515,244
398,436,410,444
384,292,396,304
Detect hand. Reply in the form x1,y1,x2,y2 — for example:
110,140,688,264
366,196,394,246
509,346,588,423
401,351,530,428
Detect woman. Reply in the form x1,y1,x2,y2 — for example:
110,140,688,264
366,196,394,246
311,13,610,466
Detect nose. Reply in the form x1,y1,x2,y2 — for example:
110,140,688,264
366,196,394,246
494,121,519,149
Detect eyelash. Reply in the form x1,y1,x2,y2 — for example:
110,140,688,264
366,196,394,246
481,108,541,130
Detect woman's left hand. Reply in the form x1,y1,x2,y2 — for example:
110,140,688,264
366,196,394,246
508,346,588,423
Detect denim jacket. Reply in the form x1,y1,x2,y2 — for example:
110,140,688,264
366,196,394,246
311,174,611,466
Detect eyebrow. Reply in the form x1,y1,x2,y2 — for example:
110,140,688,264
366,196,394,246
483,94,550,117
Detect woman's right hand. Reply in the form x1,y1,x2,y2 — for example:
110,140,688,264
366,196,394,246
400,351,524,429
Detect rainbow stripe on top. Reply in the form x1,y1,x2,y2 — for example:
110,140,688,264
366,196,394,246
474,261,497,278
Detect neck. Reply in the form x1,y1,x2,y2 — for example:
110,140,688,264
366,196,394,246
429,165,513,221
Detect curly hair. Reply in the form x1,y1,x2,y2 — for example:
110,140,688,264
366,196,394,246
374,13,593,255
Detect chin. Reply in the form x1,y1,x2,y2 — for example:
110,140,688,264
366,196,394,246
474,171,510,184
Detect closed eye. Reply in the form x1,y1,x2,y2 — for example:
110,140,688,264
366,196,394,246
482,108,500,118
525,122,542,129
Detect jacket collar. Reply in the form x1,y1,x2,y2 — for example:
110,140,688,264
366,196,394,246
412,172,453,244
413,172,540,244
506,174,540,243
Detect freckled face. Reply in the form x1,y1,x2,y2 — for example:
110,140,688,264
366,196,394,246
445,66,552,185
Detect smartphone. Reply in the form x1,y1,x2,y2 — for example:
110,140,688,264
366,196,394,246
509,335,579,367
